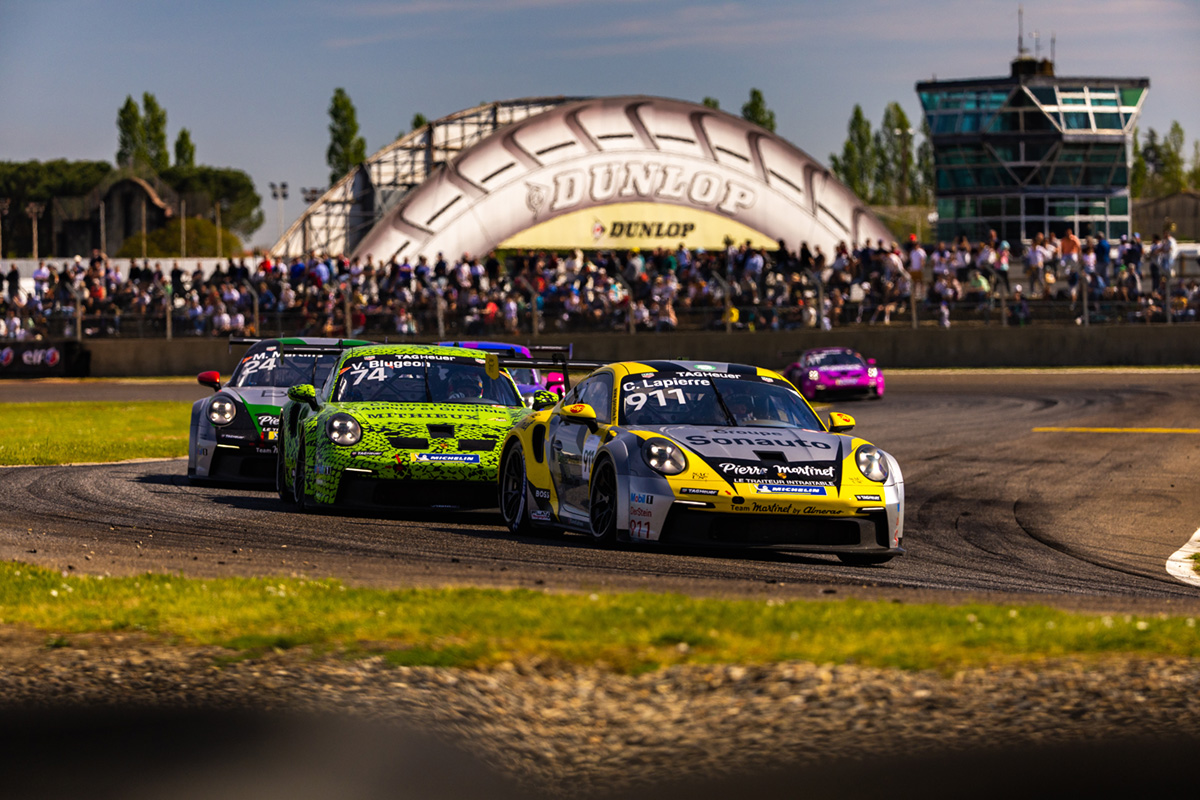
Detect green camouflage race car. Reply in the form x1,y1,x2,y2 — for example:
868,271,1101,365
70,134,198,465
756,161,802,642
276,343,547,511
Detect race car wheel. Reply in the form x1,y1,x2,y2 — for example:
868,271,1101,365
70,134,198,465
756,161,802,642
836,553,894,566
275,450,290,503
588,460,620,548
499,445,532,535
292,440,309,511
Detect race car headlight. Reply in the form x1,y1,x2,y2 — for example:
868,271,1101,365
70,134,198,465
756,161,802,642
856,445,889,482
208,397,236,426
807,370,819,381
642,438,687,475
867,367,878,378
326,413,362,446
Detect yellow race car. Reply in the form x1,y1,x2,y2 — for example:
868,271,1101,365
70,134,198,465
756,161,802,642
497,359,904,564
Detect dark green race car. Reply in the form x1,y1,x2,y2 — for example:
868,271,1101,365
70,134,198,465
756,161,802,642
276,343,540,511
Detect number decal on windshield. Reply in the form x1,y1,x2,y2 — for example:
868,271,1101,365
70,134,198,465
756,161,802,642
624,388,685,411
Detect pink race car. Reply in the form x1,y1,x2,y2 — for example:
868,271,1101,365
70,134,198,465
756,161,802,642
783,347,884,401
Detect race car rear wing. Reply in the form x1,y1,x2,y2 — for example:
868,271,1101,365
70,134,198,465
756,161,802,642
483,352,608,394
227,337,374,354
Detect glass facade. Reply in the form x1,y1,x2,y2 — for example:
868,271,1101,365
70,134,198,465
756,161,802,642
917,61,1148,244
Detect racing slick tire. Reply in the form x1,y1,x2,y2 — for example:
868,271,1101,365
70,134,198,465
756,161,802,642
292,439,310,512
275,447,291,503
499,445,532,535
836,552,894,566
588,459,621,548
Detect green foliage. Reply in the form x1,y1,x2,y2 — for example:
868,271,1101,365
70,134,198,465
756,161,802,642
116,96,145,167
1189,141,1200,192
142,93,169,173
873,102,914,205
160,165,263,239
702,96,720,110
1131,127,1148,198
114,215,243,259
740,88,775,133
831,104,876,201
327,87,367,185
1159,121,1187,195
0,159,114,256
915,117,934,205
174,128,196,169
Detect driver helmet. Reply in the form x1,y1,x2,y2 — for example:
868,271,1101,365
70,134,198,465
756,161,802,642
449,372,484,398
725,390,755,419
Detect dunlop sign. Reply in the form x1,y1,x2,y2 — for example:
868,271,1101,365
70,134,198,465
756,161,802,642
530,162,756,218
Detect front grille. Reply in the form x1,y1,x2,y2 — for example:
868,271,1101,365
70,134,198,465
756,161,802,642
658,507,886,548
388,436,429,449
457,438,499,452
336,476,496,509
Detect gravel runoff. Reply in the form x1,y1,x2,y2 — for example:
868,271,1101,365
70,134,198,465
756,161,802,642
1,628,1199,799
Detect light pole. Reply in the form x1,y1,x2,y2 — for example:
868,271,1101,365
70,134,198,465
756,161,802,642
269,182,288,243
26,201,45,261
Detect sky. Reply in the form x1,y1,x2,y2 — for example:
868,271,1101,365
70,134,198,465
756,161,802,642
2,0,1198,251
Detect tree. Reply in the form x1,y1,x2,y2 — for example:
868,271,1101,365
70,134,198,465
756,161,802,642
740,88,775,133
873,102,914,205
0,159,113,256
1189,141,1200,191
914,118,934,205
142,92,169,173
116,96,146,167
702,97,720,110
174,128,196,169
830,105,875,201
1158,121,1186,195
114,214,242,258
327,88,367,185
1130,127,1148,199
160,165,263,239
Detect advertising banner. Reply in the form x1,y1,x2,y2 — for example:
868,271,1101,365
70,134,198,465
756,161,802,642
0,341,86,378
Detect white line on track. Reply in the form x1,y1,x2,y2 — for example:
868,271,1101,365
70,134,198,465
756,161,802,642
1166,528,1200,588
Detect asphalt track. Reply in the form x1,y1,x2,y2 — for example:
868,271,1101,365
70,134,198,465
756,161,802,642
2,369,1199,610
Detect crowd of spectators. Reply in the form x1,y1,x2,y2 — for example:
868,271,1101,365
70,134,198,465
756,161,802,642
1,232,1197,341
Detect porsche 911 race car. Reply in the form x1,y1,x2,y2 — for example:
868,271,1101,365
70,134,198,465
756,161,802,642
498,360,904,564
187,337,371,484
438,341,571,403
277,343,547,511
782,346,884,401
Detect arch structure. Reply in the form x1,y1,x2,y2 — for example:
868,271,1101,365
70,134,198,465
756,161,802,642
272,97,587,259
277,95,892,263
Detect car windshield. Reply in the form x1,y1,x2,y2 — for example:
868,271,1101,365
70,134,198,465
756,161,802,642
332,354,523,406
231,349,342,388
507,367,540,386
807,352,865,368
619,372,823,429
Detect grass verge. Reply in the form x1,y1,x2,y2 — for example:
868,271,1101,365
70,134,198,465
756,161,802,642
2,562,1197,673
0,401,191,465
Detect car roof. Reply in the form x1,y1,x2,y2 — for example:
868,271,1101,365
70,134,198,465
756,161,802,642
605,359,785,380
436,340,532,358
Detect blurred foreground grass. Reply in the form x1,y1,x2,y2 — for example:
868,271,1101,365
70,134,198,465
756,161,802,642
3,563,1197,672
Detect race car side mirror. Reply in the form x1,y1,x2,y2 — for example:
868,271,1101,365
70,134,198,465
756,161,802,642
288,384,320,410
560,402,599,431
828,412,856,433
531,390,558,411
198,370,222,392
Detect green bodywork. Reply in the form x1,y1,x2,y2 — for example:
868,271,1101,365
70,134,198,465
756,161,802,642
278,344,531,509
